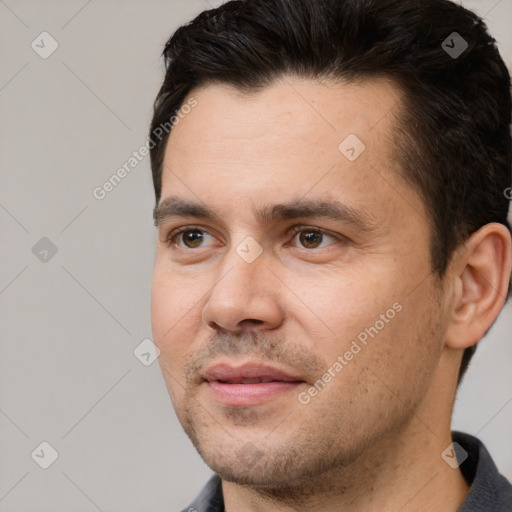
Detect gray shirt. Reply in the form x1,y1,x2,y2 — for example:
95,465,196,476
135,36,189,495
181,431,512,511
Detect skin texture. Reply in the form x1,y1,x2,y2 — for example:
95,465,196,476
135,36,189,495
151,76,511,511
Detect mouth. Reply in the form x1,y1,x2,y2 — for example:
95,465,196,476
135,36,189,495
202,362,307,406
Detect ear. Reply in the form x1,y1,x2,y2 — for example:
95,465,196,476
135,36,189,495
445,223,512,350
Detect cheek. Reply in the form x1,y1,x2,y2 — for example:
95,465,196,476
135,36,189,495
150,268,175,344
151,259,200,333
151,267,193,364
292,264,440,397
291,268,400,352
355,288,443,393
150,281,191,406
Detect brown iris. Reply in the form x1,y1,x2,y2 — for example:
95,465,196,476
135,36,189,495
299,230,323,249
182,230,204,248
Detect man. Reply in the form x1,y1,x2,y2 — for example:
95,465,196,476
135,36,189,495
149,0,512,510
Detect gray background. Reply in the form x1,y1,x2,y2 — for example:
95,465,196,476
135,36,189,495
0,1,511,510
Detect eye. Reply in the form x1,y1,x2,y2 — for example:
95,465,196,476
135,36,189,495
288,226,342,249
166,227,218,249
165,225,344,251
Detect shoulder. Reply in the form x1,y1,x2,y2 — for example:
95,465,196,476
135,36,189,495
454,431,512,512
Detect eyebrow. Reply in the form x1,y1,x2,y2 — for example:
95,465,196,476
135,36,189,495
153,195,377,232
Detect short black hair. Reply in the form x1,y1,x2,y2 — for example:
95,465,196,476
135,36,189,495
149,0,512,383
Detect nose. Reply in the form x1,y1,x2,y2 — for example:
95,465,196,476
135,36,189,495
202,244,285,334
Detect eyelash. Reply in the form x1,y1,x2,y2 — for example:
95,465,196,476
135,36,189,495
165,225,343,250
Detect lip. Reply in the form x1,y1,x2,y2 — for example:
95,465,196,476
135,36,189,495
203,362,306,406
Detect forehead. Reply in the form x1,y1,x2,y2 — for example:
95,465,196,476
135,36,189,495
167,76,402,157
159,76,424,231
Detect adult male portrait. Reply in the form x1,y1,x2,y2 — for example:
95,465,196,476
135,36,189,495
148,0,512,510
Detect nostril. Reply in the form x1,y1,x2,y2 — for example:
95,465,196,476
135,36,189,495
239,319,264,326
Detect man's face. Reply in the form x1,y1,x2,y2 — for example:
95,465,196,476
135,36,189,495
151,77,448,488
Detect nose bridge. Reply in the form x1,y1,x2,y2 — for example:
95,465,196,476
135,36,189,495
222,228,266,277
214,235,268,305
202,236,283,331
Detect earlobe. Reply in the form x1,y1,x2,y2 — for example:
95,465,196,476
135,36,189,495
445,223,512,350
